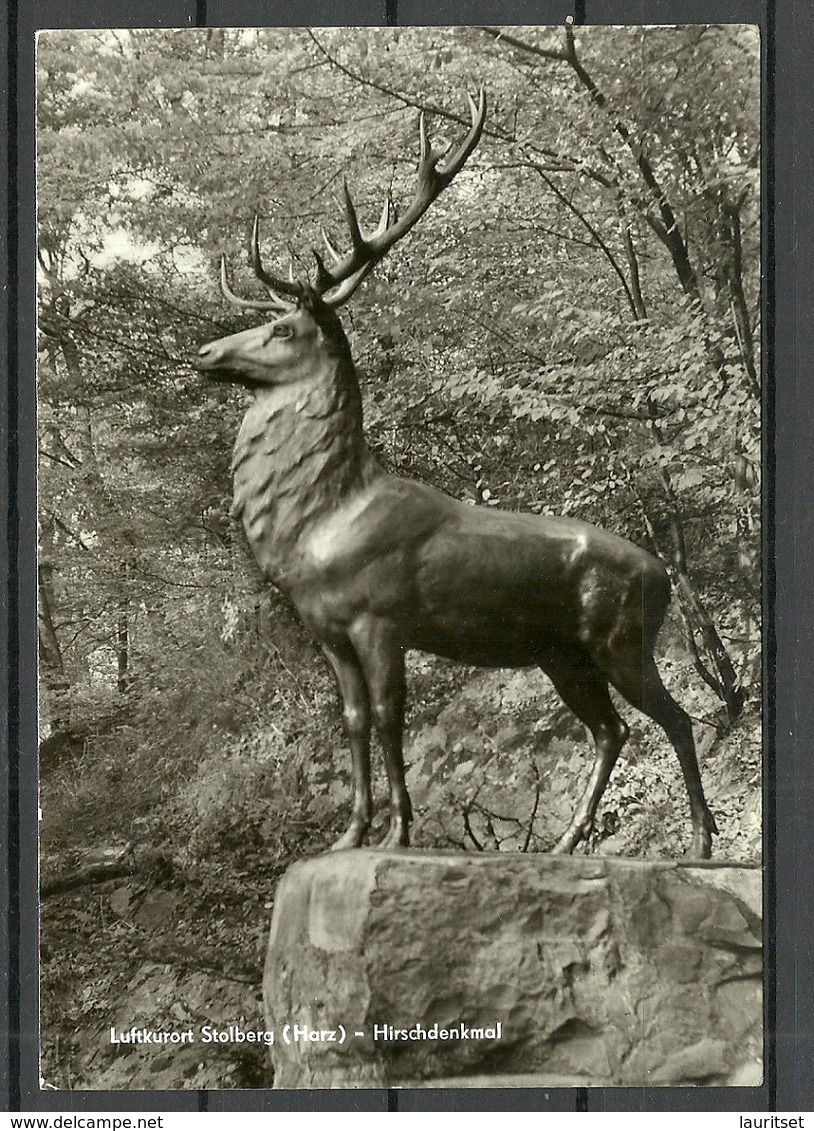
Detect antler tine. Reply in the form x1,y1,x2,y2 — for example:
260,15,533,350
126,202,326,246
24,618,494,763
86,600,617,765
322,229,343,264
341,182,366,252
219,255,291,312
379,190,395,229
310,90,486,305
250,214,302,298
418,110,431,165
436,88,487,180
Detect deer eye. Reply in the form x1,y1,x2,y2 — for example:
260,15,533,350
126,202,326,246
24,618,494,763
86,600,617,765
272,324,294,340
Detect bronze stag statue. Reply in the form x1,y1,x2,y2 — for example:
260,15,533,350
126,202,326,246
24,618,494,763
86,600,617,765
196,92,718,858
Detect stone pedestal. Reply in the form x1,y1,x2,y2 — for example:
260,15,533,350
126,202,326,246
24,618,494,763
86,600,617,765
263,850,762,1089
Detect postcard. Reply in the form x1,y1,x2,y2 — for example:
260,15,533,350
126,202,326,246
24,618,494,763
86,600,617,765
34,23,762,1093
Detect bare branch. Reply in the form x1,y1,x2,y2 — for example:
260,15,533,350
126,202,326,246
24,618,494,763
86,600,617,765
308,30,507,138
477,26,567,63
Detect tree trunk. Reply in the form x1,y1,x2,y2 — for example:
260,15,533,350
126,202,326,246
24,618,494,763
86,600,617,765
116,599,129,693
38,516,71,732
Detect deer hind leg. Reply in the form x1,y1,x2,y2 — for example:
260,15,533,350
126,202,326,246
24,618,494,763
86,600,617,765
349,617,412,849
321,642,373,851
543,653,630,854
606,656,718,860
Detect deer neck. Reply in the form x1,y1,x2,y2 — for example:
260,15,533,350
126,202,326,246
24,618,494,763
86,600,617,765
231,356,380,580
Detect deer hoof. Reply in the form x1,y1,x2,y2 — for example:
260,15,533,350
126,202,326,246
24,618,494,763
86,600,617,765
329,825,368,851
377,822,410,849
684,831,713,860
552,820,592,855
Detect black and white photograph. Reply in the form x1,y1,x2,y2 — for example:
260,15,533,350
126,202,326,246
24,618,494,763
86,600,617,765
36,24,762,1091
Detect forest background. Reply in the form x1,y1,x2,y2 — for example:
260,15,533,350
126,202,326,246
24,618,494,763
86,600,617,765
36,25,762,1089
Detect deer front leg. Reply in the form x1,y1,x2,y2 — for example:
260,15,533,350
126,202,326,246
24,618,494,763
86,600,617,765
350,618,411,849
321,642,372,851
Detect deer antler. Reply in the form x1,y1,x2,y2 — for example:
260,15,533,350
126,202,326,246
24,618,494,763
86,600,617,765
314,89,486,306
219,254,296,313
220,90,486,311
313,192,396,306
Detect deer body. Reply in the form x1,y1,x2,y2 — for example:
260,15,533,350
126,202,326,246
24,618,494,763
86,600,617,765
293,478,666,670
303,490,670,676
196,92,718,857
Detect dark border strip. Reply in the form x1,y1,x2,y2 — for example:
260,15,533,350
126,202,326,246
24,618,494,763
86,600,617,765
385,0,398,27
764,0,777,1112
573,0,586,25
0,0,10,1113
195,0,207,27
6,0,21,1110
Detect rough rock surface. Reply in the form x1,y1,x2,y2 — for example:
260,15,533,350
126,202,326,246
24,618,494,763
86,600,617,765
264,850,762,1089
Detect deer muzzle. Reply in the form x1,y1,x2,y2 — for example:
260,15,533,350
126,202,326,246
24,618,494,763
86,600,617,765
195,340,242,382
195,341,224,369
